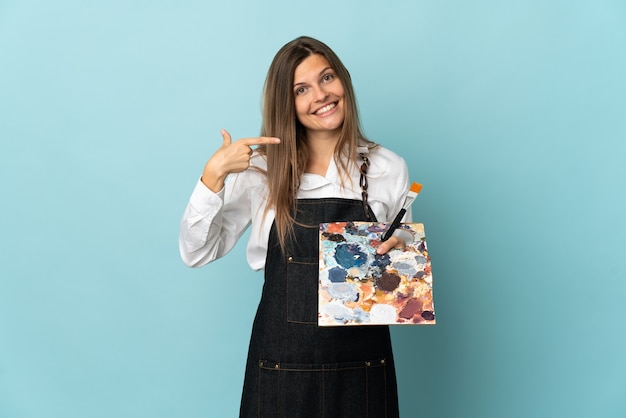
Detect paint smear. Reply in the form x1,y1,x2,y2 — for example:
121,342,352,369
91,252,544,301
334,243,367,269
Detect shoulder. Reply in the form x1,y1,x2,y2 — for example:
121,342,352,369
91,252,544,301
364,145,408,178
369,145,406,164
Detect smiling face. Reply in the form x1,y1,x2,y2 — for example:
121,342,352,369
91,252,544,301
293,54,345,139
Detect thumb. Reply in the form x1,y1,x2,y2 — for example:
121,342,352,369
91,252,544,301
376,240,394,255
220,129,232,146
376,236,405,255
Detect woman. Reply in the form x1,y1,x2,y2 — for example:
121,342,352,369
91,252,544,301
180,36,411,417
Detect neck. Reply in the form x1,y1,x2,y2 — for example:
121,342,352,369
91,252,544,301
304,130,340,176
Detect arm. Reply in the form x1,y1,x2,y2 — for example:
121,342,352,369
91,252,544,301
179,176,251,267
178,130,280,267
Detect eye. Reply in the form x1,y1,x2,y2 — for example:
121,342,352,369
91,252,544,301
322,73,335,83
295,86,307,96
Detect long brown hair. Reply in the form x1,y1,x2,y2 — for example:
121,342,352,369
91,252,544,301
257,36,374,250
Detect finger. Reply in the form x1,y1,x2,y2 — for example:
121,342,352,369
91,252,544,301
376,236,404,255
239,136,281,147
376,240,395,255
220,129,232,146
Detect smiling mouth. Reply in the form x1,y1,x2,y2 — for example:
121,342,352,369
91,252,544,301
314,102,337,115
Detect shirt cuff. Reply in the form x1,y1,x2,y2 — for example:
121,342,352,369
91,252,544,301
188,179,225,214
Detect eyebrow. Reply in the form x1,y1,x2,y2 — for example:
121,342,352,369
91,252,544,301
293,66,334,88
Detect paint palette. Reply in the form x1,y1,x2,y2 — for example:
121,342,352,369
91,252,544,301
318,222,435,326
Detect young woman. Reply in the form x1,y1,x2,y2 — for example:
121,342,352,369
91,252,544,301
179,36,411,417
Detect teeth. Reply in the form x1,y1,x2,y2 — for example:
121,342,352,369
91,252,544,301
315,103,336,115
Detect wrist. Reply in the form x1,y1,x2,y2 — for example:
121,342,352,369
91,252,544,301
200,174,226,193
201,161,227,192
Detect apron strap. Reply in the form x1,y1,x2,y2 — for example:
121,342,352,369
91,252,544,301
359,152,373,221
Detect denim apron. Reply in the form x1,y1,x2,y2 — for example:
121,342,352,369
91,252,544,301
239,198,400,418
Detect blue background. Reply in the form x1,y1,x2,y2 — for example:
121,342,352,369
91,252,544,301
2,1,625,417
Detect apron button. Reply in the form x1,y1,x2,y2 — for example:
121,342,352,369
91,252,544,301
287,256,293,262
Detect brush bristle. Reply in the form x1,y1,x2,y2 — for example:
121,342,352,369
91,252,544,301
410,182,423,194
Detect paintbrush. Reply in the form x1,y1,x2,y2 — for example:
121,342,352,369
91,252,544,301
381,182,423,242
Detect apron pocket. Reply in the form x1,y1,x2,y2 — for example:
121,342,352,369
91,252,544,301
257,358,389,418
285,256,318,324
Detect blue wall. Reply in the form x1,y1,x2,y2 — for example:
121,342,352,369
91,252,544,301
1,1,625,417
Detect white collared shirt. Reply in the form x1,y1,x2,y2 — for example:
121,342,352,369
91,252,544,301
179,146,411,271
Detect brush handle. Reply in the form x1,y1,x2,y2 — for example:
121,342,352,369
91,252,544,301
381,208,406,242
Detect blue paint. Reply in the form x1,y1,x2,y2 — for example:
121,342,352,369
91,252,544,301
413,271,426,279
328,266,348,283
351,308,369,323
394,260,418,277
372,253,391,269
327,282,359,302
334,243,367,269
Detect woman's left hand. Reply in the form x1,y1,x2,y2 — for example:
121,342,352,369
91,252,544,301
376,236,406,254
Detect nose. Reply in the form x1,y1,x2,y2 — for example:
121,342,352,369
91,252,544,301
312,85,329,102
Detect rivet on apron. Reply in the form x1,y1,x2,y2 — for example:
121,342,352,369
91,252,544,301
366,361,371,367
287,256,293,262
259,361,263,367
381,359,386,365
274,363,279,369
